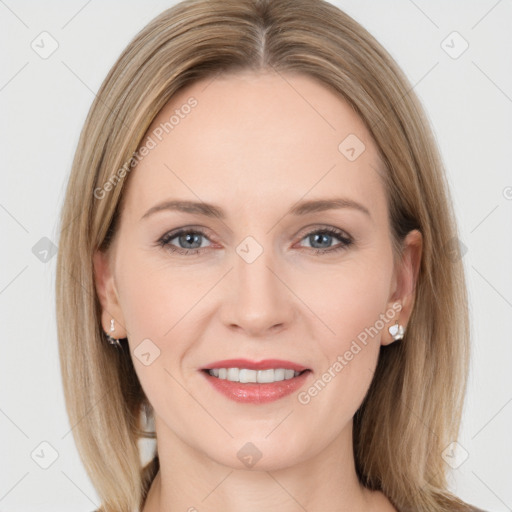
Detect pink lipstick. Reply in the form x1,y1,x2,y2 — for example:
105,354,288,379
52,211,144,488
200,359,312,403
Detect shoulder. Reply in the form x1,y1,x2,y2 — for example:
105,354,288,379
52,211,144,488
467,505,489,512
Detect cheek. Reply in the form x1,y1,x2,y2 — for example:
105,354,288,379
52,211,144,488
114,251,208,415
115,249,207,342
297,248,393,409
305,251,394,352
331,268,390,345
113,252,200,418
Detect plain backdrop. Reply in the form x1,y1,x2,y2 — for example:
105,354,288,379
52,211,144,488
1,1,511,511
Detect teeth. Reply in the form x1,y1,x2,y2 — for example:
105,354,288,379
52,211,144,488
258,369,278,383
239,369,257,383
208,367,302,383
227,368,239,381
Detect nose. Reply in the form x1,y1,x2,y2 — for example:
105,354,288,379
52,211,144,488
220,246,295,337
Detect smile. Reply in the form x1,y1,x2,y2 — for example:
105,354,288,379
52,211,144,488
201,359,312,403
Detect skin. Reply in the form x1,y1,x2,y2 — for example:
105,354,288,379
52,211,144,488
94,70,422,512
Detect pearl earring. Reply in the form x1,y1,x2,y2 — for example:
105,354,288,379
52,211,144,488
388,322,405,341
105,318,122,347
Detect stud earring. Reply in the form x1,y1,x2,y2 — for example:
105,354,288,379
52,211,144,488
388,321,405,341
105,318,122,347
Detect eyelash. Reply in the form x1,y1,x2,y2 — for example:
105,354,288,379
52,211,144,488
156,226,353,256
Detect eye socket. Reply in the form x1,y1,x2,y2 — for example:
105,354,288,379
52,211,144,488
156,225,354,256
157,228,212,255
296,226,353,254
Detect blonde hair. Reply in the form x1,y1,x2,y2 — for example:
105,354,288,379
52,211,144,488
55,0,473,510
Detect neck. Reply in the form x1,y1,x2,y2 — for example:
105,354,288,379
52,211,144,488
142,416,389,512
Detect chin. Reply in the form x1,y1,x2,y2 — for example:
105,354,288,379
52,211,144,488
201,435,312,473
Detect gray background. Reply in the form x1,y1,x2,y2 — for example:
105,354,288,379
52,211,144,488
1,1,511,510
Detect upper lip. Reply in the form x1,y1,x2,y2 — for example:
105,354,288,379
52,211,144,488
202,359,309,372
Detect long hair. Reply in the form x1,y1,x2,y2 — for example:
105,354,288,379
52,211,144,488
55,1,471,510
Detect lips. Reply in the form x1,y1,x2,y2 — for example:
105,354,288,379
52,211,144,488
200,358,312,403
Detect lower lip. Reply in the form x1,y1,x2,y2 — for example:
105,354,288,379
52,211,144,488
201,370,311,403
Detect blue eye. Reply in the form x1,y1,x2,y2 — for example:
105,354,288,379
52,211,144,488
157,229,211,255
157,226,353,256
299,227,353,253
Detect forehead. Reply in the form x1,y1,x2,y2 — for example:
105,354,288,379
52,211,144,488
121,70,385,221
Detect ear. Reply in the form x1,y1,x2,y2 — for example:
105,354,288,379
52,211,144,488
381,229,422,346
93,248,127,339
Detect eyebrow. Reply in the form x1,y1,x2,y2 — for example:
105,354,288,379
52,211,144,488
140,197,371,221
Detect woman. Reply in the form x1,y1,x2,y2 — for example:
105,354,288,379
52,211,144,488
55,0,486,510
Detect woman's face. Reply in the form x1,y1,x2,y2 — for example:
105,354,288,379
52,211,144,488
94,70,420,471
